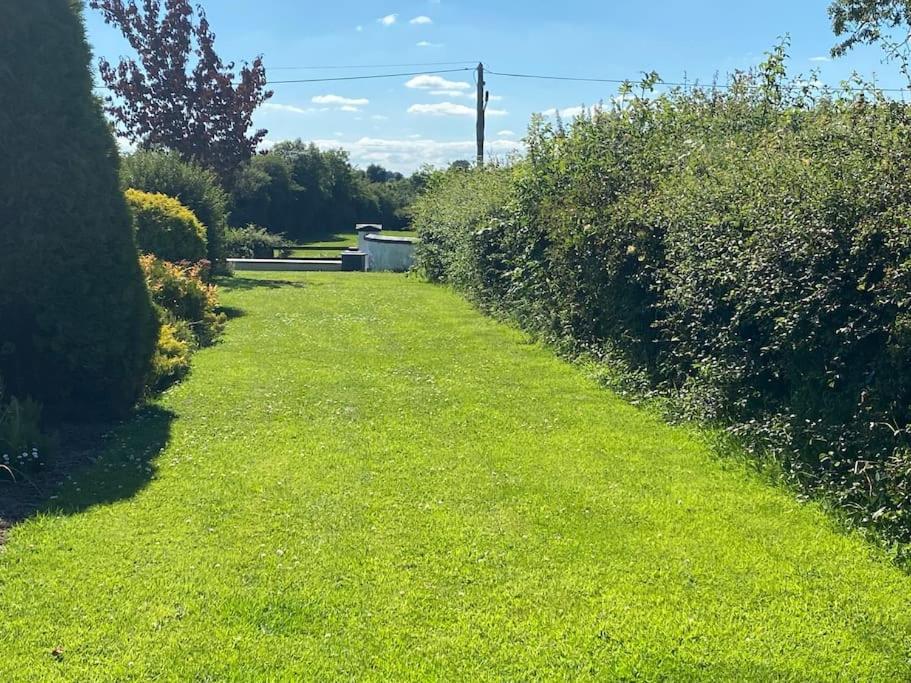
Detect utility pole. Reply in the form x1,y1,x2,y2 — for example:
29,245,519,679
476,62,487,166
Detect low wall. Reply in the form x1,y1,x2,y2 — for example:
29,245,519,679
228,258,341,272
363,234,418,272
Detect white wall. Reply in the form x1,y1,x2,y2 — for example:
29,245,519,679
363,234,417,272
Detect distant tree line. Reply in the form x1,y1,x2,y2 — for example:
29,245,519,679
230,141,427,241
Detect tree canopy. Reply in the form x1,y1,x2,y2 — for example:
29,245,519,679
89,0,272,181
830,0,911,73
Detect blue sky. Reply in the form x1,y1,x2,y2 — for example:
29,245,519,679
84,0,905,172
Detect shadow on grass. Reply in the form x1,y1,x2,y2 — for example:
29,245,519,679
217,305,246,320
218,276,312,292
0,405,175,533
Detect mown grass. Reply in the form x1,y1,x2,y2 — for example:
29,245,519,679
1,273,910,680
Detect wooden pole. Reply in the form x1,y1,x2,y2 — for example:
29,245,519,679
476,62,486,166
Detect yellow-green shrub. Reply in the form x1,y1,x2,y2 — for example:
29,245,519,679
126,189,208,263
147,323,194,392
140,255,225,347
121,150,229,267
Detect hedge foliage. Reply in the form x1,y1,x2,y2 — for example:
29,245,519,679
224,224,285,259
126,189,208,263
121,150,229,267
413,46,911,546
0,0,158,418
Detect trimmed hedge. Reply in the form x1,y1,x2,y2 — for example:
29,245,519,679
126,189,208,263
0,0,158,418
413,51,911,546
121,151,229,267
224,224,285,259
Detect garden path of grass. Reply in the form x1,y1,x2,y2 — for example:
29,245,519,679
1,272,910,680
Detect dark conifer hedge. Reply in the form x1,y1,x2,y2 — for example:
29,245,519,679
0,0,158,417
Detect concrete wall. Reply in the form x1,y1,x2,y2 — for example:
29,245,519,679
356,225,382,251
363,234,417,272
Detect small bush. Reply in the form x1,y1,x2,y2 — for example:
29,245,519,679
122,151,229,267
140,255,225,348
140,255,225,392
0,376,50,478
126,189,208,263
224,224,285,259
147,323,194,392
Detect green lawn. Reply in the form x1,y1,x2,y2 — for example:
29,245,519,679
1,272,911,680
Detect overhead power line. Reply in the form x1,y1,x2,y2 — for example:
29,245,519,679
93,67,474,90
486,69,911,94
268,60,476,71
264,67,473,85
487,70,630,85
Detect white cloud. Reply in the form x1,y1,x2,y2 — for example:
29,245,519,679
430,89,469,97
409,102,474,116
304,136,524,172
378,14,397,26
542,105,594,119
340,105,361,112
371,114,389,121
417,40,443,48
497,130,516,137
408,102,507,117
410,15,433,24
405,74,470,91
262,102,325,115
810,56,831,62
312,94,370,106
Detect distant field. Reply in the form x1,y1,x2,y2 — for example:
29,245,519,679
284,230,418,259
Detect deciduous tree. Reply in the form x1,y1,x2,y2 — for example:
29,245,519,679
830,0,911,74
89,0,273,181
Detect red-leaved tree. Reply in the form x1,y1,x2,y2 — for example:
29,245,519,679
89,0,273,180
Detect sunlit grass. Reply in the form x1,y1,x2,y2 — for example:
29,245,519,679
1,272,909,680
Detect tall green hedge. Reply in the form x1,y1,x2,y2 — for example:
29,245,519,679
413,51,911,547
121,151,229,267
0,0,158,417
